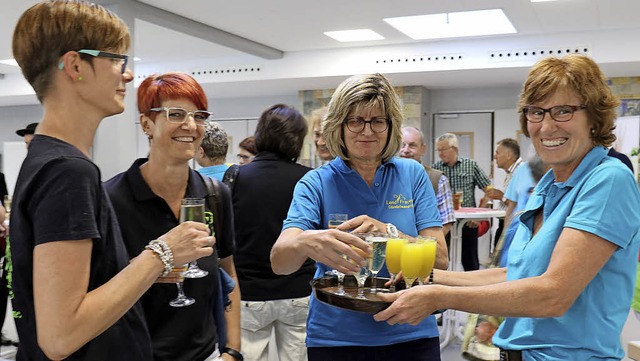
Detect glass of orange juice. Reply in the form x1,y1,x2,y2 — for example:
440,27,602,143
385,238,408,291
400,242,424,289
416,236,437,284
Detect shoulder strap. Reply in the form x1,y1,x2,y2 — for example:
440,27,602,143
222,164,239,192
202,175,224,251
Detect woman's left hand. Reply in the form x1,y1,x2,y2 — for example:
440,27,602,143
374,285,441,325
338,215,386,234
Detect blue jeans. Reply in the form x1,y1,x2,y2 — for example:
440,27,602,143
308,337,441,361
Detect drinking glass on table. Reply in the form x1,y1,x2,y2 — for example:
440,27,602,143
385,237,408,291
416,236,437,285
365,233,387,293
181,198,209,278
328,213,348,295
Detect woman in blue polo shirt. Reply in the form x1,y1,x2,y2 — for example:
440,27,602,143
271,73,449,361
375,54,640,360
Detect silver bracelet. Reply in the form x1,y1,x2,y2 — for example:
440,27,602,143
145,239,173,276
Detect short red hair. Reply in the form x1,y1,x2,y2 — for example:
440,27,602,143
137,72,208,118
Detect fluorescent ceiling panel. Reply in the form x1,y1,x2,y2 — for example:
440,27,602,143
324,29,384,42
384,9,516,40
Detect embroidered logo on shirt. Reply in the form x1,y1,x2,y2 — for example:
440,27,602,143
386,194,414,209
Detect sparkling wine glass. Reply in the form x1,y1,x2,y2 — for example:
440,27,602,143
385,237,408,291
416,236,437,285
365,233,387,293
168,265,195,307
400,241,424,289
181,198,209,278
328,213,348,294
349,245,370,299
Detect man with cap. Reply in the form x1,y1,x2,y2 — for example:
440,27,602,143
16,122,38,148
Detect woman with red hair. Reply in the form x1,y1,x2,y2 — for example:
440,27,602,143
105,72,242,361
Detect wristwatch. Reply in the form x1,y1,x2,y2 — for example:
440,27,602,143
386,223,399,237
223,347,244,361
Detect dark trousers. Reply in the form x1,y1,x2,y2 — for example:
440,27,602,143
462,225,479,271
494,219,505,248
308,337,441,361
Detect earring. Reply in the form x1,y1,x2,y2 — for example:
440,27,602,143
77,75,83,81
591,129,595,134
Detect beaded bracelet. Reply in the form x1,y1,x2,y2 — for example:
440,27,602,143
428,270,434,285
145,239,173,276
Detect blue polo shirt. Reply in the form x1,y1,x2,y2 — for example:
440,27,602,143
493,147,640,360
283,156,442,347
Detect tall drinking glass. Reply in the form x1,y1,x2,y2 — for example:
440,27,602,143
349,245,370,299
181,198,209,278
385,238,408,291
167,265,194,307
365,233,387,293
3,195,11,216
328,213,348,295
416,236,437,285
400,242,424,289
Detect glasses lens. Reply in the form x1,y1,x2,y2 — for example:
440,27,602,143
524,106,544,122
371,118,388,133
166,108,187,123
193,111,211,123
550,106,574,121
346,118,364,133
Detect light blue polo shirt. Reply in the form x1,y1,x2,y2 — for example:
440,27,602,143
493,146,640,360
283,156,442,347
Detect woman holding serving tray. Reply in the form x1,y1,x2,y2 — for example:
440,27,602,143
271,73,448,361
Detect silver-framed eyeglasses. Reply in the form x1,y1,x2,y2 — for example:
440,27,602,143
78,49,129,74
149,107,212,127
344,116,389,133
522,104,587,123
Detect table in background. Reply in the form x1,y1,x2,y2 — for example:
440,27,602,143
440,207,506,350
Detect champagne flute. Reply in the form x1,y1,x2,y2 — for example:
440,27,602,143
400,242,424,289
328,213,348,295
385,238,408,291
349,245,370,299
181,198,209,278
365,233,387,293
416,236,437,285
4,195,11,216
167,265,194,307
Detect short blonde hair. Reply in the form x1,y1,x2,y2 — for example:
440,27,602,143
13,0,130,102
323,73,403,162
518,54,619,147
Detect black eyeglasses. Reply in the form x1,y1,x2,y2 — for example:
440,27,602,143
78,49,129,74
522,105,587,123
149,107,212,127
344,116,389,133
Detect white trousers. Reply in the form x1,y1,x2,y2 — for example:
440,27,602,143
240,296,309,361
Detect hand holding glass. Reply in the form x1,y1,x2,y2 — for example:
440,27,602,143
328,213,348,295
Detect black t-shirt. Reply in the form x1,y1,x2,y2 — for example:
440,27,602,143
232,151,315,301
104,158,235,361
9,135,152,361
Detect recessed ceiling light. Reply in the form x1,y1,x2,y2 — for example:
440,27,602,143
531,0,559,2
384,9,516,40
0,59,19,67
134,57,142,62
324,29,384,42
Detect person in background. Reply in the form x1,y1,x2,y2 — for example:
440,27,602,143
196,122,231,181
399,126,455,238
376,54,640,360
498,153,547,267
271,73,448,361
233,104,313,361
432,133,491,271
310,106,333,164
105,72,242,361
10,2,211,360
486,138,522,243
15,123,38,148
237,136,257,165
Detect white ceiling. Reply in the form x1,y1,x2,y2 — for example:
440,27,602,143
2,0,640,106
